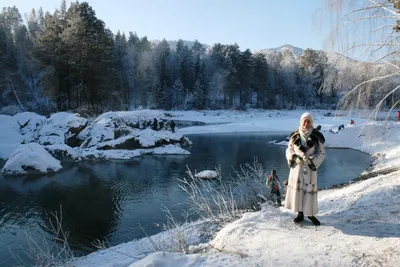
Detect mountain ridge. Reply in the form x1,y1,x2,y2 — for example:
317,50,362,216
151,39,374,66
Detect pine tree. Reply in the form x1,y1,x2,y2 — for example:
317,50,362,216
0,6,26,110
251,52,269,108
192,78,204,109
300,48,328,105
238,49,253,109
280,50,298,108
172,78,185,109
222,44,241,108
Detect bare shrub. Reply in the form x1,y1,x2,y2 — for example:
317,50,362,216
11,207,74,267
178,159,268,228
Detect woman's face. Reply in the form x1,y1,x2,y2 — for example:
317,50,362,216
301,118,312,130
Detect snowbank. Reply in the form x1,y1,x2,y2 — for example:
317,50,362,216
0,110,190,162
0,115,23,158
0,143,20,160
1,143,62,175
0,114,29,159
129,252,205,267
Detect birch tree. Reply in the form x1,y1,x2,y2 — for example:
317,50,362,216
325,0,400,116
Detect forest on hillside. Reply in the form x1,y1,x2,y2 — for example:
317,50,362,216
1,1,398,115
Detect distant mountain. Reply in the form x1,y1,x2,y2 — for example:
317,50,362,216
151,39,211,51
151,39,367,68
256,44,304,59
325,51,363,67
257,44,370,70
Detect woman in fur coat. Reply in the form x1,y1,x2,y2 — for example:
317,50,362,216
284,113,326,225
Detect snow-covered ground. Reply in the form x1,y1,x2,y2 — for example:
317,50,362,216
70,109,400,267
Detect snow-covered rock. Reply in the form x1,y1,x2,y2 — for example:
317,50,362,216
79,110,189,151
194,170,218,179
152,144,191,155
1,143,62,175
78,144,190,160
44,144,81,160
13,112,47,143
37,112,87,146
0,110,191,162
79,148,145,160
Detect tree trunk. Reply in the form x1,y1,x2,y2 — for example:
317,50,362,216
8,77,25,112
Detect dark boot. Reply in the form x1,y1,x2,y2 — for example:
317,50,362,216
294,212,304,223
308,216,320,226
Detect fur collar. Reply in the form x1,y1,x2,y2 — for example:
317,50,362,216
289,126,325,147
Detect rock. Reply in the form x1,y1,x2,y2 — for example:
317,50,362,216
194,170,218,179
38,112,88,146
78,110,191,151
180,136,192,147
13,112,47,143
1,143,62,176
44,144,80,160
97,136,142,150
65,119,88,147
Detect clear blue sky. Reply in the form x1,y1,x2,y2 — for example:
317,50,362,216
2,0,328,51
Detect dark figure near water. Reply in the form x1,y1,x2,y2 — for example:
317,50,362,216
266,169,281,206
170,120,176,133
152,118,158,131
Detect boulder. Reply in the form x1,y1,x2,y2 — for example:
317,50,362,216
13,112,47,143
38,112,88,146
1,143,62,176
79,110,191,151
44,144,81,160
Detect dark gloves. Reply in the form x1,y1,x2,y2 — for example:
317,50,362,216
289,154,303,168
289,154,317,171
288,154,297,168
307,158,317,171
302,156,317,171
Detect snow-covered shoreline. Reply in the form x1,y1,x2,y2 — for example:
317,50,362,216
69,109,400,267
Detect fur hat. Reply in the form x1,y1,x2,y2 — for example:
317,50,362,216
300,112,314,126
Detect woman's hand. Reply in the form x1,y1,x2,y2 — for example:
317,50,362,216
295,157,303,165
293,145,306,158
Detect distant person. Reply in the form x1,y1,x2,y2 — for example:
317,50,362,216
266,169,281,206
285,112,326,226
170,120,176,133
